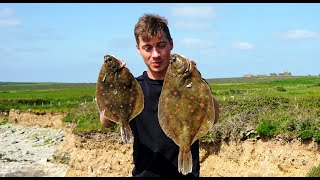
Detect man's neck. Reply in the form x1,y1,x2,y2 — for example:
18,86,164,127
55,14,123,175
147,70,166,80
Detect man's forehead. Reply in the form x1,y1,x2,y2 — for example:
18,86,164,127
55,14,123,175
139,35,168,46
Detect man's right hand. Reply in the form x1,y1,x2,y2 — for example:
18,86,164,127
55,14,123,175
119,60,126,68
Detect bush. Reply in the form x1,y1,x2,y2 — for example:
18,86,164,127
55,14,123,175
313,131,320,142
256,121,277,138
299,130,313,141
274,86,286,92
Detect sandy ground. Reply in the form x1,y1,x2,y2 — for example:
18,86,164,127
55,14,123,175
5,110,320,177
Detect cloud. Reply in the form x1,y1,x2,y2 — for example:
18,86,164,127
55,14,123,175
232,42,255,50
169,3,216,30
281,30,320,40
0,28,64,43
170,4,216,19
173,21,210,30
0,7,14,17
179,38,213,48
0,7,21,28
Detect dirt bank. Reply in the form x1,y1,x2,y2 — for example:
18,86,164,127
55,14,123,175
5,110,320,177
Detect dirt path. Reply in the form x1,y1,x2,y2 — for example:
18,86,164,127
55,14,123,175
5,110,320,177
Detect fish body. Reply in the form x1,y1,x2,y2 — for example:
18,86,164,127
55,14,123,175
158,53,216,175
96,54,144,143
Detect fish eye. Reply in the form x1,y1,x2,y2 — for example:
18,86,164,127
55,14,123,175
104,55,113,63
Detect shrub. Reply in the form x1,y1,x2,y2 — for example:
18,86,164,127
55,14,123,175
274,86,286,92
299,130,313,141
313,131,320,142
256,121,277,138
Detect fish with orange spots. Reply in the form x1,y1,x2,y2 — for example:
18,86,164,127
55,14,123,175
158,53,219,175
96,54,144,144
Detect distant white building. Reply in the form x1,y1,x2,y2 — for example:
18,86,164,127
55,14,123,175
243,74,254,77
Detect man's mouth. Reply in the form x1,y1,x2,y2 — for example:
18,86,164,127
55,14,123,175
152,61,162,67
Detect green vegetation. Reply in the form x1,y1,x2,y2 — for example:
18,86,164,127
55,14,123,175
203,76,320,143
307,165,320,177
62,102,119,133
0,82,96,112
1,76,319,177
0,117,8,125
256,120,277,138
1,76,320,144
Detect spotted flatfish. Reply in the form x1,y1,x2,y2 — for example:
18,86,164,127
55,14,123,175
158,53,217,175
96,54,144,144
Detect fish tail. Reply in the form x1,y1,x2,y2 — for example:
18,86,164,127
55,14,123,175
120,122,131,144
178,148,193,175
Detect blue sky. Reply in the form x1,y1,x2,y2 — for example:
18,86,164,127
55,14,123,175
1,3,319,83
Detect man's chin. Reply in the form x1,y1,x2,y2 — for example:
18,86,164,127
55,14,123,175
152,67,166,72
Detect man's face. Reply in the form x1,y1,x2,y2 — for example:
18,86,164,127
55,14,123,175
136,32,173,79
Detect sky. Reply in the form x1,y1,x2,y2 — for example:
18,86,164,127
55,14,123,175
1,3,320,83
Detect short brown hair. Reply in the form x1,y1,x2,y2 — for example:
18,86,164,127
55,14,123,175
134,13,172,45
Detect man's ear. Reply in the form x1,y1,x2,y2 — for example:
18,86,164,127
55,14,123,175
169,38,174,50
136,44,141,54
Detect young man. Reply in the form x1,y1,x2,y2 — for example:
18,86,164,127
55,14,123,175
100,13,219,177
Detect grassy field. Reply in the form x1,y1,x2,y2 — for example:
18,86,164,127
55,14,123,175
209,76,320,143
1,75,319,177
0,82,96,112
0,75,319,141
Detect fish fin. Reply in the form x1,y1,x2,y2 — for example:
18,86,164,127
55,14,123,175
178,148,193,175
120,122,132,144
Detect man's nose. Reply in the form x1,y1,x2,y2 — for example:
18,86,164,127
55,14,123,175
151,49,160,58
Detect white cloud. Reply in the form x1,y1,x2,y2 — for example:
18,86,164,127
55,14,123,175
232,42,255,50
282,30,320,40
169,4,216,31
170,4,216,19
0,7,21,28
179,38,213,48
0,7,14,17
0,19,21,28
181,38,202,45
173,21,210,30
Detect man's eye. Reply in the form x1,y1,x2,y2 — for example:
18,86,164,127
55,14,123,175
157,43,166,49
143,46,152,51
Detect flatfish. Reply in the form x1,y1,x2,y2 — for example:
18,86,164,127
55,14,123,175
96,54,144,144
158,53,217,175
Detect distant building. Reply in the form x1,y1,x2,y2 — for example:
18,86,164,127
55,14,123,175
243,74,254,77
279,71,292,76
256,74,268,77
243,71,292,77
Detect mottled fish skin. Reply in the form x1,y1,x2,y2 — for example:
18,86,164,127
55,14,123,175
96,54,144,144
158,53,216,175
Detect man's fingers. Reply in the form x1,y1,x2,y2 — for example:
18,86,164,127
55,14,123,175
190,60,196,67
119,60,126,68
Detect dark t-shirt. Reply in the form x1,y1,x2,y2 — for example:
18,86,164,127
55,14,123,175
129,71,200,177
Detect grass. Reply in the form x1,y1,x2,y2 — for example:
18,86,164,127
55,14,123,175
62,102,120,133
307,165,320,177
1,75,319,177
0,82,96,112
1,75,320,142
